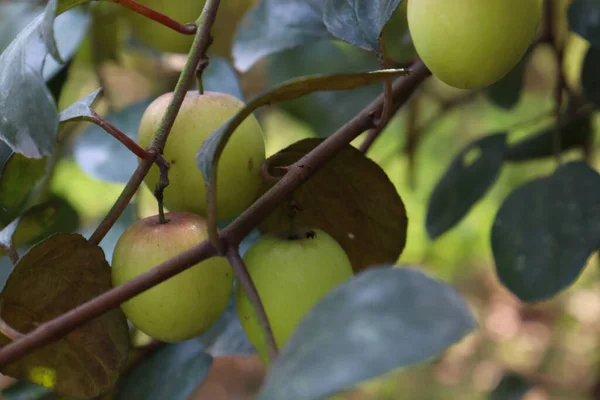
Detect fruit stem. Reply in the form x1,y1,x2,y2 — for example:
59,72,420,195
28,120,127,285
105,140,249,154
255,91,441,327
225,245,279,361
153,156,170,224
89,111,153,160
110,0,197,35
195,48,211,95
90,0,221,245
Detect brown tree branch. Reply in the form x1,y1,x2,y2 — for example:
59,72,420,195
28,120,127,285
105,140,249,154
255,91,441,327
225,245,279,361
111,0,197,35
0,61,429,367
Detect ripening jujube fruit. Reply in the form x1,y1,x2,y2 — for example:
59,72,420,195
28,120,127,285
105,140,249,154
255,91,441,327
136,91,266,222
111,212,233,342
236,228,355,362
407,0,543,89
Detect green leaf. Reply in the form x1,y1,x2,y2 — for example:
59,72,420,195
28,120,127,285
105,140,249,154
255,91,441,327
492,161,600,302
258,138,407,272
489,374,533,400
1,380,53,400
426,133,507,240
73,99,149,183
58,88,102,123
0,12,58,158
196,68,408,231
568,0,600,47
0,4,42,55
505,111,593,162
114,340,212,400
42,7,90,81
232,0,328,72
323,0,403,52
485,51,529,110
257,267,476,400
268,40,381,137
0,234,130,398
581,46,600,107
0,153,47,220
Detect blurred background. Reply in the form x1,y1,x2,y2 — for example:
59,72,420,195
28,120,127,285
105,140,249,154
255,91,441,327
1,0,600,398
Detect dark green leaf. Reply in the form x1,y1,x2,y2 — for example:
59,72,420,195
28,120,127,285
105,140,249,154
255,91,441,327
1,380,52,400
568,0,600,47
58,88,102,123
323,0,403,52
0,234,130,398
257,267,476,400
492,161,600,302
0,13,58,158
0,153,47,220
203,56,245,101
485,51,529,110
427,133,507,240
114,340,212,400
505,111,593,162
489,374,533,400
581,46,600,107
232,0,328,72
268,40,381,137
259,138,407,272
73,99,149,183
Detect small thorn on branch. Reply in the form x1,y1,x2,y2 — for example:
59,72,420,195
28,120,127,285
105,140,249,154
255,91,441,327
112,0,197,35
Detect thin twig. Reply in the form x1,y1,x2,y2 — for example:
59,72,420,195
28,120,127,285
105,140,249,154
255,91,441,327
360,34,393,154
90,0,222,244
111,0,197,35
89,111,152,159
225,245,279,361
0,61,429,367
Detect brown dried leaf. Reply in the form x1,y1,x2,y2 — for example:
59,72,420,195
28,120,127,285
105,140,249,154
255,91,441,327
0,233,130,398
259,138,408,272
